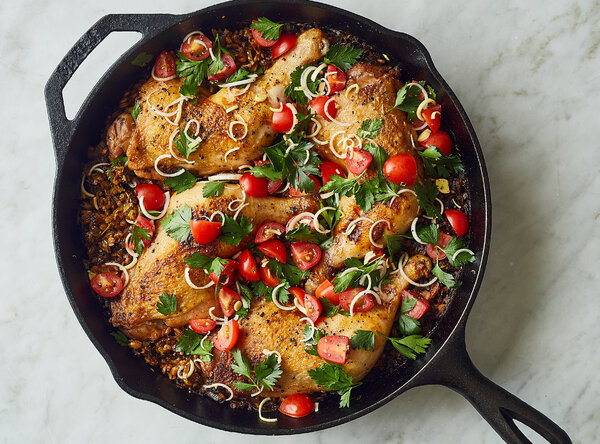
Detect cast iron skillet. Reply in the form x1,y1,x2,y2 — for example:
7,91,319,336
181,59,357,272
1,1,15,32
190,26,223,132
45,1,571,442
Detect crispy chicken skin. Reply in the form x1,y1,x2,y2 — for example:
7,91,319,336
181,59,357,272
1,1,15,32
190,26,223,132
110,183,319,340
200,254,431,396
107,29,329,180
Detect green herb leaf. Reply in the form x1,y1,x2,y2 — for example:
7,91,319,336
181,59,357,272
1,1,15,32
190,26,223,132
220,215,253,246
417,146,464,178
357,119,383,139
414,180,441,219
173,131,198,159
441,236,475,267
156,292,177,315
332,256,384,293
250,17,283,41
362,142,389,173
398,297,421,336
110,331,129,346
324,44,363,71
131,224,151,255
377,331,431,360
176,52,209,98
202,181,226,198
131,52,153,67
164,171,198,194
131,100,141,121
318,297,340,318
432,262,459,288
176,328,214,361
286,224,329,245
426,85,437,101
303,325,325,356
308,362,362,408
392,81,426,121
285,66,320,105
384,234,405,259
231,349,282,392
416,223,440,245
208,34,231,77
111,155,128,167
161,205,192,242
248,164,282,181
349,330,375,351
184,253,228,276
225,68,250,83
293,111,315,135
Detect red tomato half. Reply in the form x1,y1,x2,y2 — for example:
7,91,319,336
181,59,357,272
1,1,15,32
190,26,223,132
320,161,345,185
135,184,166,212
209,259,238,287
426,231,453,261
218,287,242,317
339,288,375,313
422,104,441,133
189,318,216,334
346,148,372,175
180,34,212,61
190,220,221,245
309,96,337,121
286,214,315,232
383,153,417,186
260,262,280,287
268,179,283,194
420,130,452,156
128,216,155,250
213,319,239,351
289,287,306,307
207,54,236,82
255,222,285,244
290,242,321,270
445,209,469,237
153,51,176,78
240,172,268,198
304,294,322,323
238,249,260,281
315,279,339,305
317,335,349,364
271,33,297,58
401,290,430,320
326,65,346,95
272,103,295,133
251,23,278,47
258,239,287,263
90,272,123,298
279,394,315,418
289,176,320,196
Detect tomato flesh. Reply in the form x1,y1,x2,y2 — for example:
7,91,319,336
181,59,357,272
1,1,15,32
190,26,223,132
422,104,441,133
207,54,236,81
420,130,452,156
272,103,295,133
289,287,306,307
290,242,321,270
320,160,345,184
401,290,430,320
255,222,285,244
213,319,239,351
135,183,165,212
190,220,221,245
426,231,453,260
326,65,346,95
189,318,217,334
383,153,418,186
238,249,260,281
309,96,337,121
339,288,374,313
257,239,287,263
153,51,176,78
286,214,315,232
218,287,242,317
251,24,278,47
271,34,297,58
267,178,283,194
209,259,238,287
315,279,339,305
279,394,315,418
346,148,372,175
180,34,212,61
317,335,349,364
240,172,269,198
260,262,280,287
445,209,469,237
304,294,322,323
289,175,320,196
128,216,155,250
90,272,123,298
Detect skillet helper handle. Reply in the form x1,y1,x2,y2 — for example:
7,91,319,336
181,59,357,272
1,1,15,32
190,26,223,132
421,330,572,444
44,13,179,165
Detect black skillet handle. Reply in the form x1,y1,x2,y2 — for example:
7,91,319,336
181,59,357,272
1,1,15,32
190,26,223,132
417,328,572,444
44,13,180,166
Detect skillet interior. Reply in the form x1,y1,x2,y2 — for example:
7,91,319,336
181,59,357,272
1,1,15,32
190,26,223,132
50,0,490,434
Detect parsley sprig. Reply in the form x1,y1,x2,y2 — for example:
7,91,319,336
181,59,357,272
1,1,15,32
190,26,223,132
324,44,363,71
231,350,283,392
417,146,464,178
161,205,192,241
176,52,209,98
308,362,362,408
250,17,283,41
398,297,421,336
175,328,214,361
131,224,151,255
392,81,427,121
164,171,198,194
285,66,319,105
349,330,375,351
184,253,229,276
332,256,385,293
220,215,253,246
156,292,177,315
321,174,400,213
377,331,431,360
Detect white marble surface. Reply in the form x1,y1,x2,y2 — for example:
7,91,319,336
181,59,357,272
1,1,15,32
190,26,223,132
1,0,599,442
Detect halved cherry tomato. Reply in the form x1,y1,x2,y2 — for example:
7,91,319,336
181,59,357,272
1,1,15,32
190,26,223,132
153,51,176,78
207,54,236,81
209,259,238,287
289,287,306,307
90,272,123,298
401,290,430,320
421,104,441,133
286,214,315,232
445,209,469,237
128,216,155,250
260,262,280,287
190,220,221,245
258,239,287,263
309,96,337,121
255,222,285,244
218,287,242,317
251,23,278,47
304,294,322,323
339,287,375,313
271,33,297,58
267,179,283,194
317,335,349,364
426,231,453,261
238,250,260,281
289,175,320,196
346,148,372,175
189,318,216,334
326,65,346,95
279,393,315,418
239,172,268,198
315,279,339,305
272,103,295,133
321,161,345,185
290,242,321,270
180,33,212,61
213,319,239,351
383,153,417,186
135,184,165,212
419,129,452,156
